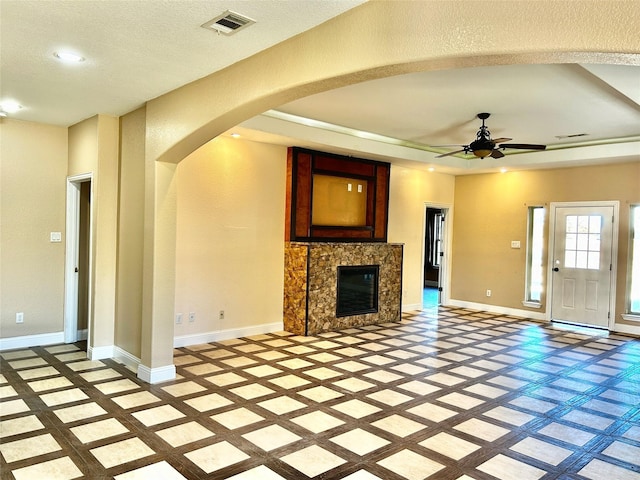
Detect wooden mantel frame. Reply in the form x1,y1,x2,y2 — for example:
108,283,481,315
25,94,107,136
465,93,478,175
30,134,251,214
286,147,390,242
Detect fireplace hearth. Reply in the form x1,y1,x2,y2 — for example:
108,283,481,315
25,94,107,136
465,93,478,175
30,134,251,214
283,242,402,335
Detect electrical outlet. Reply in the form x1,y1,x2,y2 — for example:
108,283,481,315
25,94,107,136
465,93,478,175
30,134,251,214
486,289,492,297
219,310,225,320
16,312,24,324
188,312,195,323
175,313,182,324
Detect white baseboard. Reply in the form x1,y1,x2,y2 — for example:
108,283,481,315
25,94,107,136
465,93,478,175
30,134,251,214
0,331,65,351
87,344,115,360
174,322,284,348
113,347,141,371
137,363,176,384
448,299,548,321
402,303,423,312
612,323,640,337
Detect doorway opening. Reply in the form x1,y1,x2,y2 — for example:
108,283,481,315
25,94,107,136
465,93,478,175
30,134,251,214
423,206,448,309
64,174,93,348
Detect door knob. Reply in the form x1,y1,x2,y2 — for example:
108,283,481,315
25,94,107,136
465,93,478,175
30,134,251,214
553,267,559,272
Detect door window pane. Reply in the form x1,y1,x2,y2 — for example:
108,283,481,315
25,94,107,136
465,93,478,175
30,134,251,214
578,215,589,233
576,251,588,269
564,214,602,270
565,250,576,268
576,233,589,250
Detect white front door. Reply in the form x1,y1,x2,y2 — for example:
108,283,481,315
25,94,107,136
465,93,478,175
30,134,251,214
550,204,615,328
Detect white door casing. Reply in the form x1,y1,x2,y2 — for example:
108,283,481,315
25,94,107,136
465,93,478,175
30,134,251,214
548,202,618,329
64,174,93,344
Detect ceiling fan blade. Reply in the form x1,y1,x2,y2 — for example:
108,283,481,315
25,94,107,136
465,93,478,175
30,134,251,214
492,137,512,144
490,149,505,159
499,143,547,150
435,149,466,158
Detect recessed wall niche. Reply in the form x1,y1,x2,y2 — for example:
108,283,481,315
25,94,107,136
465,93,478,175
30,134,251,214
285,147,390,242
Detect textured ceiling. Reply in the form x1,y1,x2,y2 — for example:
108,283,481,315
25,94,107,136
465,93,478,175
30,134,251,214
0,0,365,126
237,62,640,173
1,0,638,174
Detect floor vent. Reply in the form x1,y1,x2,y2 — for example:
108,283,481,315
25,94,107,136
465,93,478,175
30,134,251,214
201,10,255,36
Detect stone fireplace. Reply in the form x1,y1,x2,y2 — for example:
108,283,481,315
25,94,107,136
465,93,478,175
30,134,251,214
284,242,403,335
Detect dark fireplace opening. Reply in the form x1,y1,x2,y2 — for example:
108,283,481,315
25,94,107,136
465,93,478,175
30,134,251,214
336,265,379,317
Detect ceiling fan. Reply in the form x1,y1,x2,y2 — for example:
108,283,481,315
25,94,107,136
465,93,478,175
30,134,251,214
435,113,546,159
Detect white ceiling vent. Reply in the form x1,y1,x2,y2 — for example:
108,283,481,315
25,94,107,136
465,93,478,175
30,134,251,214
201,10,256,36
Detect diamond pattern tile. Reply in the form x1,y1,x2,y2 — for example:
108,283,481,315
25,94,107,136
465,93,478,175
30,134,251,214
1,306,639,479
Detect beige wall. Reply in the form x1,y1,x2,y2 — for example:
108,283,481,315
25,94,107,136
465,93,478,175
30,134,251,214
388,166,455,308
174,136,286,340
451,162,640,329
115,107,146,357
68,116,98,177
0,119,68,337
68,115,120,352
173,140,456,339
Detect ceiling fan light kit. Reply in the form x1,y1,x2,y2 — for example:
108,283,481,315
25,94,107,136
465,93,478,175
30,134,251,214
435,113,546,159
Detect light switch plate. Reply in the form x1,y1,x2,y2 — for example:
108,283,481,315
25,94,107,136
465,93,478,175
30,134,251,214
50,232,62,243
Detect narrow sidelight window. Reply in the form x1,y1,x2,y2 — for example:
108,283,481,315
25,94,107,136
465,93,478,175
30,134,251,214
628,205,640,314
525,206,545,304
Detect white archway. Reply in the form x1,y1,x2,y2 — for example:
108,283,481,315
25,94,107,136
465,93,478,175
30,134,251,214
136,0,640,382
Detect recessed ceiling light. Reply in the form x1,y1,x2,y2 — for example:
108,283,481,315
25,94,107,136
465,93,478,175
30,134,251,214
54,51,85,63
500,168,508,173
0,100,22,113
230,133,241,138
428,167,435,172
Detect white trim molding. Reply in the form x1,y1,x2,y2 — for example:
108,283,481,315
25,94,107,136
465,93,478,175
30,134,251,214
87,344,115,360
612,322,640,336
448,299,547,321
0,331,65,351
137,364,176,384
113,347,141,371
174,322,283,348
64,173,93,345
621,314,640,322
522,301,542,309
402,303,423,312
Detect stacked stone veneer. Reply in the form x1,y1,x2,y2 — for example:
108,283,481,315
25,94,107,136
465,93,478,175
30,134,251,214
284,242,403,335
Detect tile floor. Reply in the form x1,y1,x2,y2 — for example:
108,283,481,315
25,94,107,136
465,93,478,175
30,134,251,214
1,306,639,479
